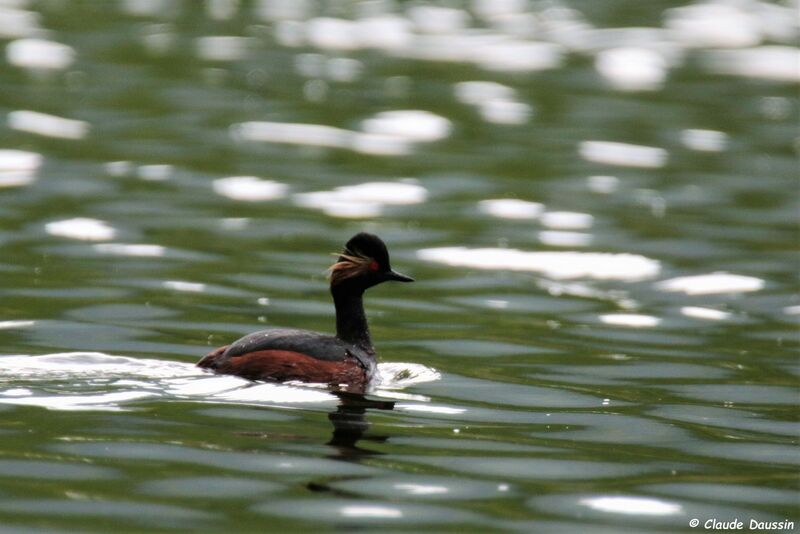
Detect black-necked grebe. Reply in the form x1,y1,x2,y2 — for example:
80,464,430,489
197,233,413,389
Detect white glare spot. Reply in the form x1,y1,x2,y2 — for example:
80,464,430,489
664,3,761,48
783,305,800,316
479,99,532,125
293,180,426,219
334,181,426,204
454,81,531,124
657,272,764,295
579,141,668,168
213,176,288,201
359,110,451,143
587,175,619,194
273,20,305,47
0,8,41,40
220,218,249,230
701,46,800,83
8,110,89,140
595,47,668,91
0,389,157,411
478,199,544,220
307,17,359,51
45,218,115,241
121,0,174,17
0,320,35,329
600,314,661,328
93,243,166,257
394,483,449,495
476,0,531,18
295,198,382,218
137,164,173,181
395,403,466,415
340,505,403,518
541,211,593,230
349,133,412,156
1,388,32,397
407,5,469,34
0,149,42,188
232,117,433,157
454,81,516,104
580,496,682,516
6,38,75,70
163,280,206,293
539,231,592,247
418,247,660,281
105,161,132,177
232,121,349,149
0,149,42,172
680,306,731,321
477,41,564,73
680,129,729,152
355,16,413,50
326,57,363,82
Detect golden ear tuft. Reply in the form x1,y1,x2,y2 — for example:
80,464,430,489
327,253,371,283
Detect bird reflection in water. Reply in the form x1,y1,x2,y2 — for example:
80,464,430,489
233,389,395,461
326,391,394,459
303,391,396,496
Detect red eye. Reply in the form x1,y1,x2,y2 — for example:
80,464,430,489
369,260,380,271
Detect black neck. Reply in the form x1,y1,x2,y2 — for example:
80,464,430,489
332,288,373,350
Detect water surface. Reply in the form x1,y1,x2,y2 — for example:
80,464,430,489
0,0,798,532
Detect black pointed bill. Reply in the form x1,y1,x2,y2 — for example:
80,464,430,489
385,270,414,282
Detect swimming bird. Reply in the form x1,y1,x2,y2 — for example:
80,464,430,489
197,233,413,389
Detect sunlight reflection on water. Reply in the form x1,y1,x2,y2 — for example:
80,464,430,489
0,149,41,187
0,353,440,411
5,38,75,70
579,496,683,516
0,0,796,530
45,218,116,241
293,180,427,218
418,247,661,281
8,110,89,140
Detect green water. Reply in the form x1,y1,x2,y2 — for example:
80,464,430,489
0,0,798,532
